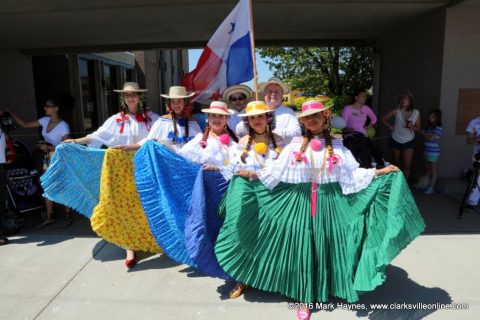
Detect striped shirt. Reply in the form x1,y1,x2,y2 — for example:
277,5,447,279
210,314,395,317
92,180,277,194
424,126,442,156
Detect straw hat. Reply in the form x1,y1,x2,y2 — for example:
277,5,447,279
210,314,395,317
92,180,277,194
222,84,253,103
297,100,333,118
202,101,234,116
258,77,291,94
161,86,195,99
238,101,271,117
113,82,148,93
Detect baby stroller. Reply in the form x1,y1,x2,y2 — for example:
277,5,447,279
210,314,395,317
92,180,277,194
1,112,45,215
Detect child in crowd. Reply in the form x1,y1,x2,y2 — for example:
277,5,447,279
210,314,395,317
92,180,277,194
421,109,443,194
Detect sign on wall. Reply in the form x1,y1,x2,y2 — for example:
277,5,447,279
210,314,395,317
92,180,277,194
457,89,480,134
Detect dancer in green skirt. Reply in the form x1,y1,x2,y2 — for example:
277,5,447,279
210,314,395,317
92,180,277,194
224,100,284,299
215,99,425,320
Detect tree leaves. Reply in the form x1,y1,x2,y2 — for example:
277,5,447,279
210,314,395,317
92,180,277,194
258,47,374,110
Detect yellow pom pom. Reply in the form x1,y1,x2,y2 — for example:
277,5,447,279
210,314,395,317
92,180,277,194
275,146,283,154
367,127,376,139
254,142,268,155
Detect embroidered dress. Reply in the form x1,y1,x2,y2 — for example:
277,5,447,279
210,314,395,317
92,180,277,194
235,105,301,143
41,112,156,219
87,111,159,148
90,149,161,253
40,143,105,218
184,138,281,278
133,140,200,266
215,137,425,303
133,134,236,270
139,117,202,151
180,133,236,279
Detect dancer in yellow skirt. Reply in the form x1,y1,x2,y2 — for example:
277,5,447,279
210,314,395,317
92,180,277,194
90,149,161,255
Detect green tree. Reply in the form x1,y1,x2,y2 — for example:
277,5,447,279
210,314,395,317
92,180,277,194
258,47,374,112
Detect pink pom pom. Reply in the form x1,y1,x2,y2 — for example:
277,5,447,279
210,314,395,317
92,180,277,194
309,139,322,151
219,133,230,145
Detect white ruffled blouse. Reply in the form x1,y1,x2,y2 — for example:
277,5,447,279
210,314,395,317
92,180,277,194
222,139,284,181
178,132,237,167
139,117,202,150
258,136,376,194
87,111,159,148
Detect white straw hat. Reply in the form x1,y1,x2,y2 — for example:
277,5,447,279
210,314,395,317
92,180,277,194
297,100,333,118
113,82,148,93
161,86,195,99
201,101,234,115
258,77,291,94
222,85,253,103
238,101,271,117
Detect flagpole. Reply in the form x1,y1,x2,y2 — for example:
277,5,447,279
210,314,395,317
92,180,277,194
248,0,259,101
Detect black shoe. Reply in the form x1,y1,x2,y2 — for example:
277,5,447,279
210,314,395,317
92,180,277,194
0,237,8,246
464,204,476,211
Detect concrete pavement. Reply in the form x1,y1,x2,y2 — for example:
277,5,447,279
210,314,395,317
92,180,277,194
1,184,480,320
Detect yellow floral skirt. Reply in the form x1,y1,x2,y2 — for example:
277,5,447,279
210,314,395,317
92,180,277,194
90,149,162,253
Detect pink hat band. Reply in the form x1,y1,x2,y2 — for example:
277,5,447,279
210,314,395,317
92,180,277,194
210,105,228,113
302,102,325,113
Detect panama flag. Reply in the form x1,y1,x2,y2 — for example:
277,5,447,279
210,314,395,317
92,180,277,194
182,0,254,102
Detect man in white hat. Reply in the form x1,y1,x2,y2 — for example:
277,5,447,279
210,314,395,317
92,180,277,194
236,77,301,143
221,84,253,133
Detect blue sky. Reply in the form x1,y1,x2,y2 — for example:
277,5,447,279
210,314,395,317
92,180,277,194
187,49,273,88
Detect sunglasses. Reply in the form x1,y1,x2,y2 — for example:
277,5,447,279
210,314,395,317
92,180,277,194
44,105,56,108
230,96,245,102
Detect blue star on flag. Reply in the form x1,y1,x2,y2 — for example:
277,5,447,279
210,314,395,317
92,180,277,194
228,22,235,34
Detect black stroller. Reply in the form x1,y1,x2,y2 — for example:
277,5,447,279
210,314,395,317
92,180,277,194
1,113,45,215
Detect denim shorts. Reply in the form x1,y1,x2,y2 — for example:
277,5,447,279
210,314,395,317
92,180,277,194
389,137,415,150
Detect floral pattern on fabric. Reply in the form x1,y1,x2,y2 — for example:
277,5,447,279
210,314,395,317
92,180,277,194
91,149,162,253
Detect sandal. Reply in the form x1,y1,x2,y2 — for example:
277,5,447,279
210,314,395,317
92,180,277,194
229,283,248,299
60,217,74,228
36,218,56,229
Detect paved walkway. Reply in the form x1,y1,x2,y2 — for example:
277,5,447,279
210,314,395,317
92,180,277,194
1,185,479,320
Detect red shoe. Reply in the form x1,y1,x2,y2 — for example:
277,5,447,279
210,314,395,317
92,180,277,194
297,308,311,320
125,258,136,268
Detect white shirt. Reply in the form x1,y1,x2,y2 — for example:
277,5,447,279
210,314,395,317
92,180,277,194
391,109,419,144
87,111,159,148
178,132,237,167
466,116,480,160
139,117,202,151
273,105,302,143
235,105,302,142
228,110,244,136
222,136,285,181
38,116,70,147
258,136,376,194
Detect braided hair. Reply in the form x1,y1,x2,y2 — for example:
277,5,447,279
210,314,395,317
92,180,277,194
200,116,239,148
324,129,335,160
240,112,277,163
121,99,151,128
297,110,335,161
297,130,313,162
225,125,239,143
240,127,255,163
168,99,190,145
